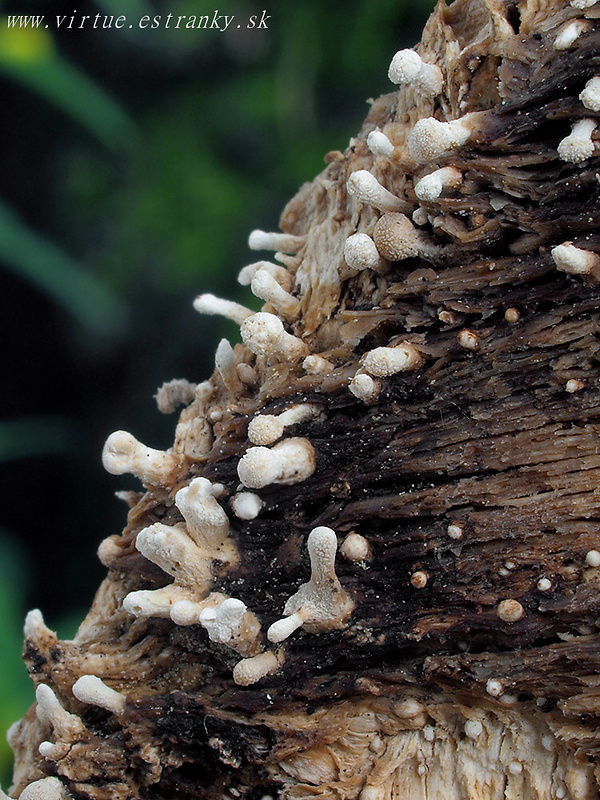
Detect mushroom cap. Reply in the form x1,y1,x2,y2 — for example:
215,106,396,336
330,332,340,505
237,446,281,488
373,213,421,261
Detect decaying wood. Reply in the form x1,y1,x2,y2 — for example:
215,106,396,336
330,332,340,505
7,0,600,797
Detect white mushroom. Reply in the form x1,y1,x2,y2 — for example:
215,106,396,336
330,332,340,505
303,354,334,374
135,523,212,590
237,260,293,292
251,269,300,318
267,526,354,643
363,342,423,377
175,477,230,550
237,437,316,489
233,649,285,686
557,119,596,163
408,114,479,163
580,77,600,111
388,49,443,96
248,229,305,254
373,212,444,261
72,675,126,715
551,243,600,276
241,312,308,362
19,778,70,800
35,684,84,741
344,233,388,273
415,167,462,201
193,293,253,325
554,19,592,50
248,403,322,445
122,584,195,618
349,372,381,403
347,170,406,212
367,129,395,158
102,430,181,487
231,491,264,520
215,338,242,395
340,532,372,562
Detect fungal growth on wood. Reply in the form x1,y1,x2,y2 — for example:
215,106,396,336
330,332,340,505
7,0,600,797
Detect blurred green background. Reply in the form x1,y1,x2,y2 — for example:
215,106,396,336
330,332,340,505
0,0,436,787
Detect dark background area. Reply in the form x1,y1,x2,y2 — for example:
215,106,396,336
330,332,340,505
0,0,436,784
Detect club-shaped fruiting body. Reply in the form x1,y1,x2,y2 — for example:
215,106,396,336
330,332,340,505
349,372,381,403
554,19,592,49
215,338,242,395
551,243,600,275
232,649,284,686
122,584,195,618
193,293,253,325
102,430,181,487
303,354,334,374
72,675,126,715
557,119,597,163
580,77,600,111
197,597,262,656
175,477,230,550
237,260,293,292
248,403,321,446
388,49,443,96
248,229,305,254
231,491,263,520
373,212,443,261
267,526,354,643
251,269,300,319
408,115,476,163
346,170,406,213
135,523,213,590
155,378,196,414
340,532,372,562
344,233,388,273
241,312,308,361
35,684,84,742
237,437,316,489
363,342,423,377
414,167,462,201
23,608,53,643
18,777,69,800
367,130,395,158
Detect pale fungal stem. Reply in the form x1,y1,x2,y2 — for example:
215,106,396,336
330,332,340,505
373,212,445,261
38,740,69,761
551,243,600,276
408,113,479,163
35,684,84,741
497,599,525,622
248,229,305,254
168,592,225,626
72,675,126,715
193,293,253,325
237,437,316,489
566,378,585,392
349,372,381,403
236,362,258,385
231,491,264,520
18,777,70,800
251,269,301,319
215,338,242,395
585,549,600,567
248,403,322,446
346,170,406,213
388,48,443,96
233,649,285,686
554,19,592,50
340,532,371,562
580,76,600,111
303,354,334,374
557,119,597,163
155,378,196,414
135,522,213,590
457,329,480,350
102,430,181,487
343,233,388,274
366,129,395,158
241,312,309,362
363,342,423,377
237,260,293,292
175,477,230,550
122,584,195,618
23,608,54,642
415,167,462,202
267,526,354,643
